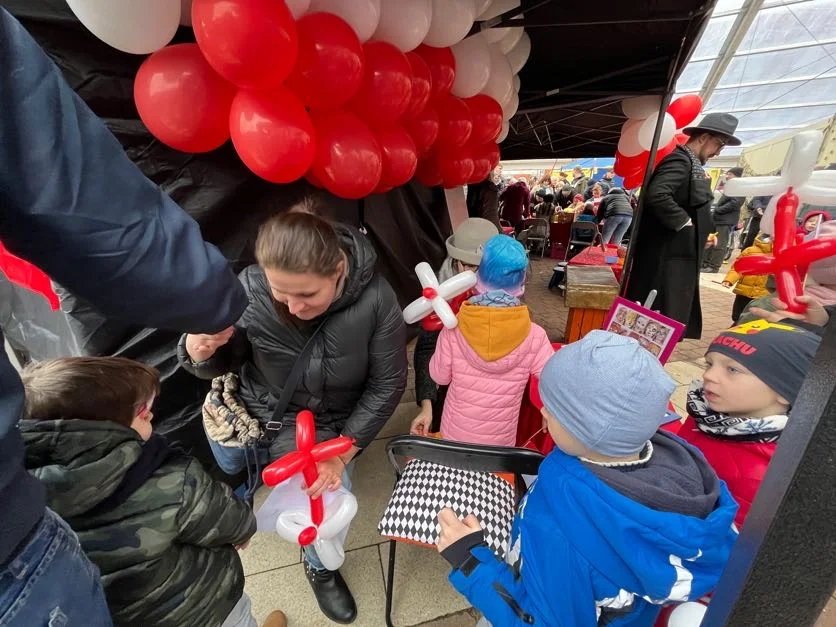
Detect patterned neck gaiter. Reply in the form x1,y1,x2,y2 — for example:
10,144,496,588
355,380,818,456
686,381,787,444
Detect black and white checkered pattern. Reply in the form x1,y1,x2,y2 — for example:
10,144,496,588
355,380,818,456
378,459,516,557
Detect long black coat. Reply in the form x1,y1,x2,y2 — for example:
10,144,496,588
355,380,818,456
625,146,714,339
180,225,408,451
713,194,744,227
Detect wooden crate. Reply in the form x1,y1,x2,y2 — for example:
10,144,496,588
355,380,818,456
565,307,609,343
563,266,619,342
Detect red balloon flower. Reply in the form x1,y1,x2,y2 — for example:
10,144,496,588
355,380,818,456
404,104,440,155
465,94,503,145
229,85,316,183
262,411,354,527
436,94,472,149
403,52,432,120
310,110,383,199
192,0,297,88
286,12,365,110
135,44,235,153
349,41,413,128
374,126,418,192
414,45,455,101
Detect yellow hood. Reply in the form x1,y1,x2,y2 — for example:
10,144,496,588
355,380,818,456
457,302,532,361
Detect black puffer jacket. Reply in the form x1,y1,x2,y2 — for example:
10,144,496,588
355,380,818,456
599,187,634,219
179,225,407,450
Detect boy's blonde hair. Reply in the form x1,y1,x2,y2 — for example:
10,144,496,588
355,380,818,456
22,357,160,427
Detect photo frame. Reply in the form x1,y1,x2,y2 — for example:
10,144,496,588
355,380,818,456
603,297,686,364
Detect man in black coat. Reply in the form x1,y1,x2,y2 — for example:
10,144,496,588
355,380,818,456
625,113,741,339
703,167,744,272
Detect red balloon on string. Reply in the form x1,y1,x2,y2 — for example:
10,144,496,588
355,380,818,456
614,150,649,178
192,0,297,88
464,95,503,145
436,94,472,149
310,110,382,199
230,86,316,183
654,140,676,166
436,145,474,188
667,94,703,129
349,41,413,128
624,172,645,189
675,132,689,145
404,104,439,154
403,52,432,120
286,12,365,109
415,156,443,187
414,45,455,101
482,142,501,169
468,145,492,183
134,44,235,153
305,170,325,189
374,126,418,192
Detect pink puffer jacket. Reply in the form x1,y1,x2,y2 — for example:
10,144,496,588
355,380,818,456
430,302,554,447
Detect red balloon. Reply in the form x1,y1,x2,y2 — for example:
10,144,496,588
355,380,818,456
414,45,455,101
134,44,235,153
482,142,501,169
654,140,676,166
468,146,492,184
667,95,703,129
404,104,439,155
403,52,432,120
624,172,644,189
436,95,473,149
465,95,503,145
286,13,364,110
374,126,418,191
305,170,325,188
310,110,382,199
675,132,689,145
349,42,413,128
436,146,474,188
192,0,297,88
415,156,443,187
230,86,316,183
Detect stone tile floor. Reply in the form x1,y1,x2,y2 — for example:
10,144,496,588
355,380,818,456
242,254,787,626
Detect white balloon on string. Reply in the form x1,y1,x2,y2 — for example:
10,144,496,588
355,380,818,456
372,0,432,52
403,263,478,329
478,0,519,20
451,33,493,98
308,0,382,42
66,0,180,54
505,31,530,74
497,119,510,143
423,0,476,48
498,26,523,54
636,112,676,151
474,0,493,17
617,119,645,157
512,73,520,92
502,90,519,120
621,95,662,120
481,43,514,110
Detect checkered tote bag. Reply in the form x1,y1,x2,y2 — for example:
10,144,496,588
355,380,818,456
378,459,516,557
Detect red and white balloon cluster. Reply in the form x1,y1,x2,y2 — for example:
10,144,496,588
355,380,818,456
67,0,530,196
613,95,703,189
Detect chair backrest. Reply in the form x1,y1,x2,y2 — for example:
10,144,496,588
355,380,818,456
528,218,549,239
570,221,599,240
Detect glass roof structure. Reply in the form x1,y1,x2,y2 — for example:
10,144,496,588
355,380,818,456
674,0,836,157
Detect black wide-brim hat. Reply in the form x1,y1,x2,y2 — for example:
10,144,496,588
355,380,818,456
683,112,742,146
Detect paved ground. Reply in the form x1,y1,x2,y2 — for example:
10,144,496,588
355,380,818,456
241,254,759,626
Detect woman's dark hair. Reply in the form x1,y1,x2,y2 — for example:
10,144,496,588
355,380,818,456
544,193,554,203
22,357,160,427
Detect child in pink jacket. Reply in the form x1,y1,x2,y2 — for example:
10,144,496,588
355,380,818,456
417,235,554,446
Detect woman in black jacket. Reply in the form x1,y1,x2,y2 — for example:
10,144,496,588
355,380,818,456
179,207,407,624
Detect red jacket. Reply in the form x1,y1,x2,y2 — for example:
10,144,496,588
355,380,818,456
674,416,776,528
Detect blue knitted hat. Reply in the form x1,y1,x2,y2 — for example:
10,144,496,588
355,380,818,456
539,331,677,457
476,235,527,295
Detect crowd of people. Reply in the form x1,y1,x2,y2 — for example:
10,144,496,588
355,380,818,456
1,7,833,627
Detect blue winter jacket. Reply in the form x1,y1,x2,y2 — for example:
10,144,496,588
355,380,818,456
0,8,246,565
449,434,739,626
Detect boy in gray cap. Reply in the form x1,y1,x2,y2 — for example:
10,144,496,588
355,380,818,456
437,331,738,626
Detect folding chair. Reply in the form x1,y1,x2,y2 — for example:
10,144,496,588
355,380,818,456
381,436,545,627
525,218,550,259
563,221,601,262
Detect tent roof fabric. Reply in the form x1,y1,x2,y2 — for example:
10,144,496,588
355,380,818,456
496,0,715,159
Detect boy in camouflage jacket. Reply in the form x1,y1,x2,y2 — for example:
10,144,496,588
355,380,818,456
20,357,262,627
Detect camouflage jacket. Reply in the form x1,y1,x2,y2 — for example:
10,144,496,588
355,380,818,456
21,419,256,627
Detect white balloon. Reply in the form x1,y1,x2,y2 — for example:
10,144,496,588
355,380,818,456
668,602,707,627
66,0,180,54
621,96,662,120
512,74,520,92
617,119,644,157
423,0,476,47
480,23,507,43
308,0,382,42
451,34,492,98
723,176,784,198
782,130,823,188
502,90,519,120
479,0,519,20
497,120,510,143
286,0,312,19
372,0,432,52
474,0,493,17
637,112,676,151
498,27,523,54
481,44,514,111
505,31,530,74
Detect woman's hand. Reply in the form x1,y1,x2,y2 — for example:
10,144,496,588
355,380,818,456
306,457,345,499
185,326,234,363
437,508,482,553
410,403,433,436
750,295,829,327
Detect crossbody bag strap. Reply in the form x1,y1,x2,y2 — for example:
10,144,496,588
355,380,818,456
260,316,329,444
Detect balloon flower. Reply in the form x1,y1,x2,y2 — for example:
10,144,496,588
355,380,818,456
262,410,355,567
403,262,477,329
